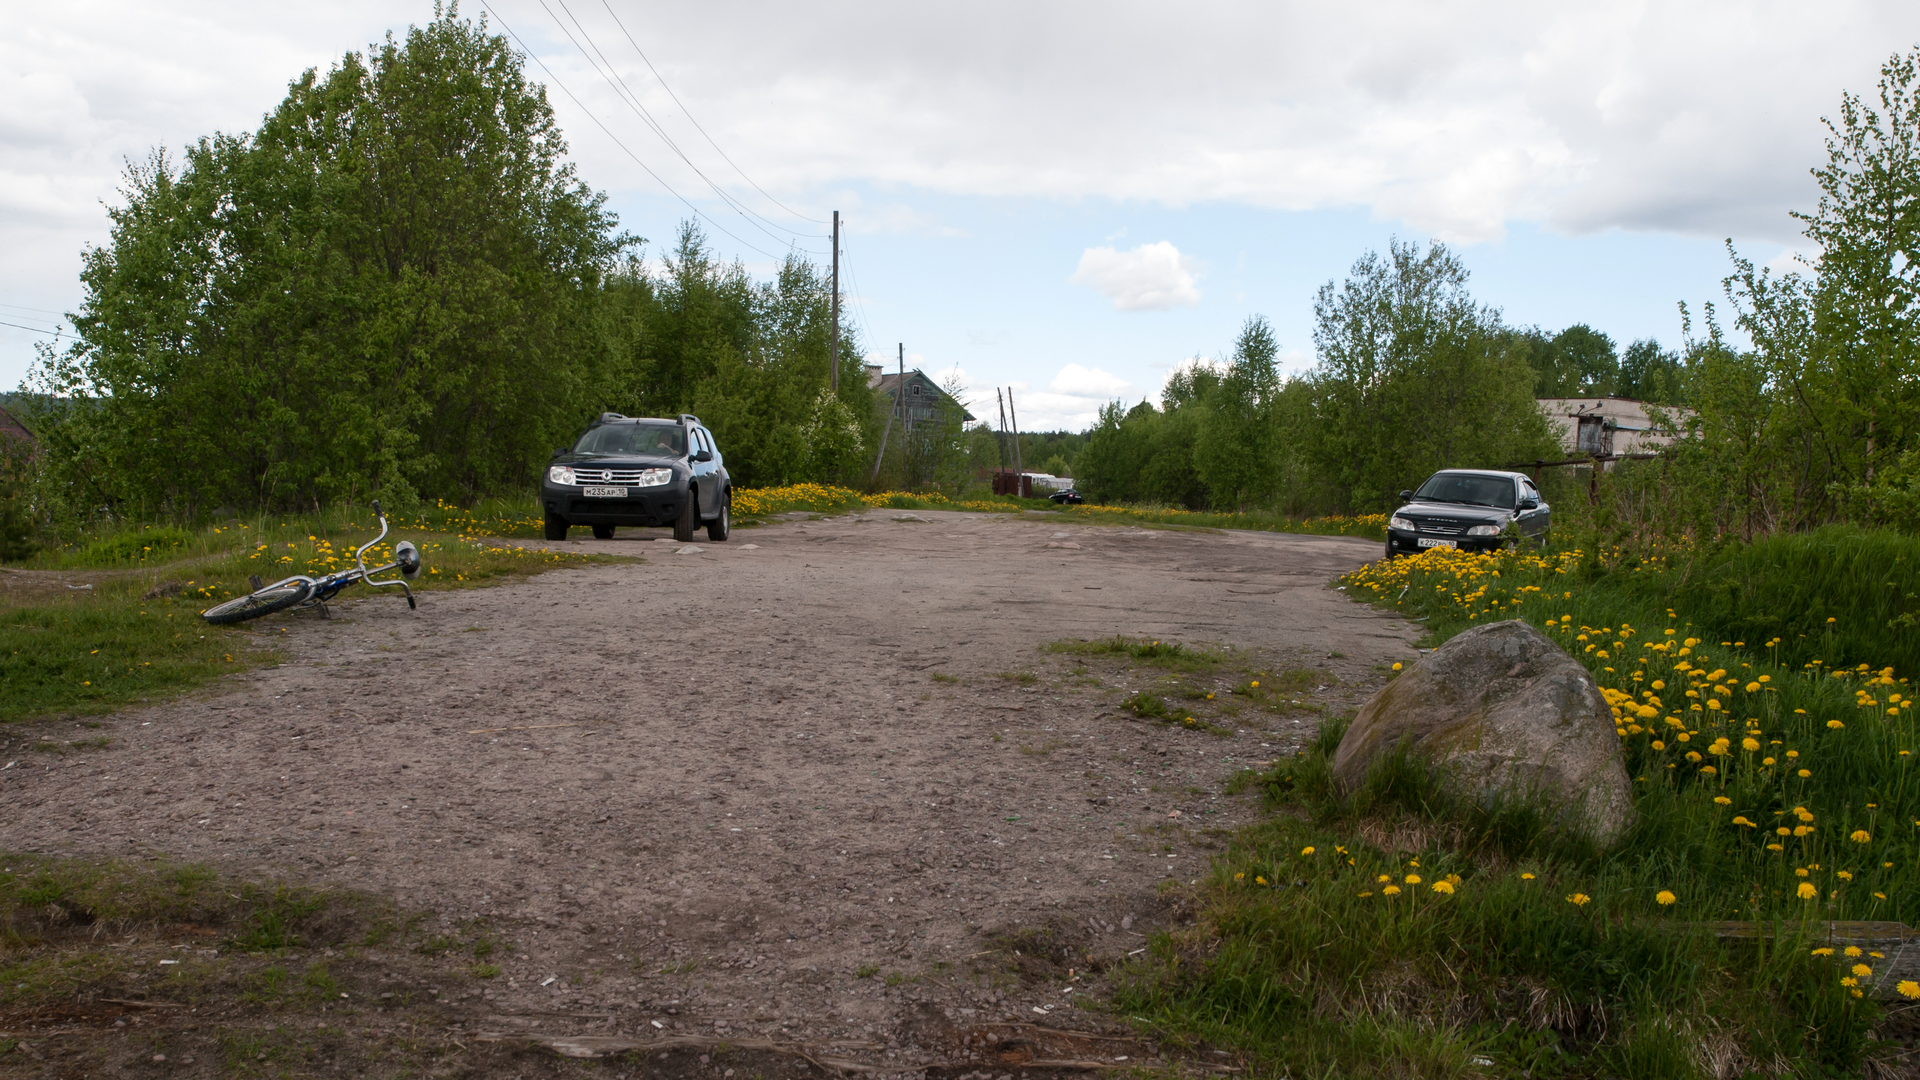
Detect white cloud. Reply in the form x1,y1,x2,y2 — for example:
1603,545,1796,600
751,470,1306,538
1049,363,1136,399
1070,242,1202,312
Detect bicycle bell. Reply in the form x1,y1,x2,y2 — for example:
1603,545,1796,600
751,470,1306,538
395,540,422,579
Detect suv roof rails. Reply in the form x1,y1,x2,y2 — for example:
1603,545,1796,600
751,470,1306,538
597,412,627,424
677,413,701,426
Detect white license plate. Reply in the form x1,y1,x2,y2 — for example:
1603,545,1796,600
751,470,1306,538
582,486,627,498
1417,537,1456,549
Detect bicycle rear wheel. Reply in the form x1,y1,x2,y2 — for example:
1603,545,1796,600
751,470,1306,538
202,580,314,625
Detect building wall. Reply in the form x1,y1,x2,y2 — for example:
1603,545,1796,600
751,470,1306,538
1537,397,1691,458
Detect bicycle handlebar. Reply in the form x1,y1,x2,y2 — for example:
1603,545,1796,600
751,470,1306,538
355,501,414,607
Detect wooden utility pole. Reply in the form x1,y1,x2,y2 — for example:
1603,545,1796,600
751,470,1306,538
996,389,1010,473
1006,387,1023,475
898,344,907,432
828,210,840,393
868,342,905,485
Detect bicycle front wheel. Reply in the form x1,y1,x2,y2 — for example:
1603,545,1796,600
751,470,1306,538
202,580,314,625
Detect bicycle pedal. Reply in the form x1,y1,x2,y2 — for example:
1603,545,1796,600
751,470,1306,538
248,575,264,592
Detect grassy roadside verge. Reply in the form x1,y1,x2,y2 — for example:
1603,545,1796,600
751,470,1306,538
1116,544,1920,1077
0,852,507,1076
2,517,627,725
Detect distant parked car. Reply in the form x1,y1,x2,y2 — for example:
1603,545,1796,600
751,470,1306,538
1049,489,1085,505
1384,469,1549,558
541,413,731,542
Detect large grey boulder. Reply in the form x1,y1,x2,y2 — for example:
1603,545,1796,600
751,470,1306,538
1331,619,1633,845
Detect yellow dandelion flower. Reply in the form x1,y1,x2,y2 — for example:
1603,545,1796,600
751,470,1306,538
1382,885,1401,896
1797,882,1818,899
1655,890,1676,906
1431,881,1455,895
1566,893,1591,906
1520,872,1535,880
1853,963,1874,978
1845,946,1863,957
1255,876,1267,886
1810,947,1836,957
1714,796,1733,806
1901,981,1920,999
1851,830,1872,844
1300,846,1315,856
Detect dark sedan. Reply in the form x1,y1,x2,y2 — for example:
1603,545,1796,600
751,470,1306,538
1384,469,1549,558
541,413,731,542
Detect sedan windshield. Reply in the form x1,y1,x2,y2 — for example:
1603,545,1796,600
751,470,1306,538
1414,473,1515,509
574,423,686,457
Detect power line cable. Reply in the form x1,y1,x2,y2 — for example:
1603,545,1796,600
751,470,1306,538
477,0,797,263
542,0,824,252
837,231,881,363
594,0,825,226
0,318,61,336
0,302,65,318
559,0,818,241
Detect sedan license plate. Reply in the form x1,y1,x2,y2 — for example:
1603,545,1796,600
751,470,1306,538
582,486,627,498
1417,537,1456,549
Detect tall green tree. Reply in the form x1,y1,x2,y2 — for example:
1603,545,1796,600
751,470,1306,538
1194,315,1284,509
1714,45,1920,530
1305,239,1555,508
1617,339,1686,404
32,9,623,513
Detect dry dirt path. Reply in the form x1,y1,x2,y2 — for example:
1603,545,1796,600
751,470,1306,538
3,509,1420,1073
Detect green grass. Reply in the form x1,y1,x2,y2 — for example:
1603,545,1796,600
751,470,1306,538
1646,524,1920,682
1124,542,1920,1075
1045,635,1226,673
0,510,629,725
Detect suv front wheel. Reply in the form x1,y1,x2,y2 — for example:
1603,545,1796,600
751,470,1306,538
707,492,730,542
673,490,697,542
544,509,569,541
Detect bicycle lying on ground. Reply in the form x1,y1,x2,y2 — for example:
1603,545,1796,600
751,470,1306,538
201,501,423,625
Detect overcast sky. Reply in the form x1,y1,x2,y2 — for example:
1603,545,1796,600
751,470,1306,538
4,1,1917,429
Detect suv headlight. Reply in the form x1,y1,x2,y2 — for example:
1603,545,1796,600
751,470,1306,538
1390,515,1416,532
636,468,672,487
1466,524,1501,536
548,465,577,485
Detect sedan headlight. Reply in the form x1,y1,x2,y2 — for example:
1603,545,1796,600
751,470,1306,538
1389,515,1416,532
548,465,577,485
636,468,673,487
1466,524,1502,536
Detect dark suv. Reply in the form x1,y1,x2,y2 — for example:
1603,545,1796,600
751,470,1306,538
542,413,731,542
1384,469,1549,557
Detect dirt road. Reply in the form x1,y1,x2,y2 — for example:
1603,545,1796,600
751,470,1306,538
3,509,1419,1073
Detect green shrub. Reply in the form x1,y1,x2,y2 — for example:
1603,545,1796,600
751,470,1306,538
1653,524,1920,680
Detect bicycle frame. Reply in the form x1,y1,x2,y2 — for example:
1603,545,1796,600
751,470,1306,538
259,506,417,610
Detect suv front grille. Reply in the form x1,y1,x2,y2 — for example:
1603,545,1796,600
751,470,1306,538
1412,519,1470,536
571,467,656,485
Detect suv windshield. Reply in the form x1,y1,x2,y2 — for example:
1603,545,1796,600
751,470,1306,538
1414,473,1515,509
574,423,686,457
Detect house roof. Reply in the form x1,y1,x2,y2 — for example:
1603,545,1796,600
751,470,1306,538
867,367,976,422
0,404,33,448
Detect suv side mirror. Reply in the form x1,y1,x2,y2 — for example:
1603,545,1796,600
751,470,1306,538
695,448,713,463
1517,497,1540,510
552,447,566,458
1399,489,1414,501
